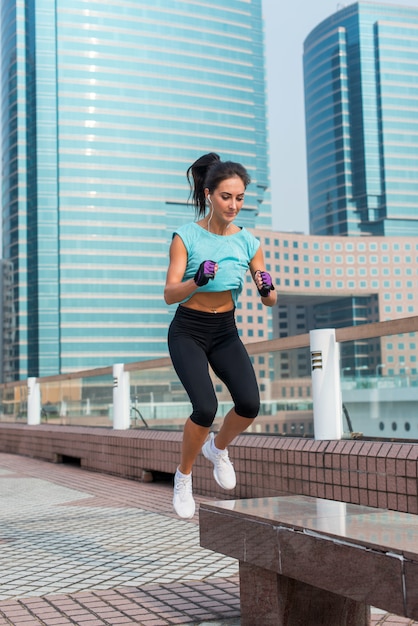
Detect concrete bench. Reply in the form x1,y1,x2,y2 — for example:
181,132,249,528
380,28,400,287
199,495,418,626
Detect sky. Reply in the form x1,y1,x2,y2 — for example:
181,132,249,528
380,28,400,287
262,0,418,234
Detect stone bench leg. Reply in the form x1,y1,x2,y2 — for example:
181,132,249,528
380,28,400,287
239,562,370,626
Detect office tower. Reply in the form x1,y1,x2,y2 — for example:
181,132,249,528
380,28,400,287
1,0,270,380
304,2,418,237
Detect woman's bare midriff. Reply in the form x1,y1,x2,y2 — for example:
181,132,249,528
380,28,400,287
181,291,234,314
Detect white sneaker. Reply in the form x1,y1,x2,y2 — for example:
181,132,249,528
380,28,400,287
173,468,195,519
202,432,236,490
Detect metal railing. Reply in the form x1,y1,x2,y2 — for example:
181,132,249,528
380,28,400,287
1,315,417,440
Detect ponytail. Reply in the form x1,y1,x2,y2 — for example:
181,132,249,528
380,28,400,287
187,153,220,219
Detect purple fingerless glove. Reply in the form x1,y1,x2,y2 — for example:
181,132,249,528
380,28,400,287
194,260,216,287
256,271,275,297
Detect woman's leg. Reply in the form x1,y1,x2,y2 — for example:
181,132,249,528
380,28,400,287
209,332,260,450
215,409,255,450
179,418,210,474
168,314,218,474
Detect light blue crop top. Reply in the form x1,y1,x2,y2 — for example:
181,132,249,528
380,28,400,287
173,222,260,306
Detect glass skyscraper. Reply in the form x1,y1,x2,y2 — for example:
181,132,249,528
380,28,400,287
1,0,270,380
304,1,418,237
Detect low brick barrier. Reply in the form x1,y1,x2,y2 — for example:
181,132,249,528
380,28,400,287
0,423,417,514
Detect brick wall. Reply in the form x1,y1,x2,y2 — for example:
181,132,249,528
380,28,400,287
0,423,417,514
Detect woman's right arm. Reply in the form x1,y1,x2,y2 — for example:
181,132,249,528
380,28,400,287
164,235,198,305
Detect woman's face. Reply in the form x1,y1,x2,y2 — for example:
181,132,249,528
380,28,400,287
205,176,245,224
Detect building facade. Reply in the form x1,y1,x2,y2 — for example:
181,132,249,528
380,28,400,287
304,2,418,237
1,0,270,380
244,229,418,380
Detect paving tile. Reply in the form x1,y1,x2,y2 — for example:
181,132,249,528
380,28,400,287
0,452,416,625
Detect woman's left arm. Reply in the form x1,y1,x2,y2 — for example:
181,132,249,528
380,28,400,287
249,247,277,307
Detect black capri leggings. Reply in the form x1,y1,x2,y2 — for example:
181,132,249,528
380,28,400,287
168,305,260,428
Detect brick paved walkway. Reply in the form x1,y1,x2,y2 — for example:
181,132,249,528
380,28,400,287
0,453,415,625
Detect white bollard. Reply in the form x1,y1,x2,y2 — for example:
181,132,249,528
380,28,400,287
310,329,342,440
112,363,130,430
27,377,41,425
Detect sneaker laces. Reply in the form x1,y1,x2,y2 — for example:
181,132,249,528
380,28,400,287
174,475,192,501
213,447,233,469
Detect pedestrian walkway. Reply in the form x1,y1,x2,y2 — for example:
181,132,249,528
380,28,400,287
0,452,414,625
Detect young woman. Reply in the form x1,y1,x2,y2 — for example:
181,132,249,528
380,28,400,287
164,153,277,518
